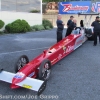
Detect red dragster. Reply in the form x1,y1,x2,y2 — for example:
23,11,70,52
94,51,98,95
0,28,87,95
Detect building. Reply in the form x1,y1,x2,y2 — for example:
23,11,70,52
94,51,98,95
0,0,42,28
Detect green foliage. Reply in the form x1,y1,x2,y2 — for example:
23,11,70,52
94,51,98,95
5,19,53,33
32,25,45,31
0,31,3,34
31,19,53,32
45,26,51,30
42,19,53,29
32,28,36,32
0,20,5,29
5,19,31,33
30,10,40,13
0,31,4,35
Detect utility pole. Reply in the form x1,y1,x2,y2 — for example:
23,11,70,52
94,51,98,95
41,0,42,14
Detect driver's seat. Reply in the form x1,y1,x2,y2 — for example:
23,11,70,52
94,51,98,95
72,27,81,35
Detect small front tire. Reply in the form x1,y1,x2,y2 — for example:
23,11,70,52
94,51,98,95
15,55,29,73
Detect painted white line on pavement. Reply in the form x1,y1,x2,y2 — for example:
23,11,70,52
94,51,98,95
0,47,49,55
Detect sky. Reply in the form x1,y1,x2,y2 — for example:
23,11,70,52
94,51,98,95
1,0,41,12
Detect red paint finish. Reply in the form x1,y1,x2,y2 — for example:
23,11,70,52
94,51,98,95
11,33,85,88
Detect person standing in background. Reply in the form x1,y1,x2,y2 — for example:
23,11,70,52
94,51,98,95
56,14,65,43
91,16,100,46
80,20,84,28
67,16,74,27
65,19,77,37
65,16,74,36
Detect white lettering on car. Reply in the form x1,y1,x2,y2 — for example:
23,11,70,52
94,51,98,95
63,45,74,54
58,54,63,60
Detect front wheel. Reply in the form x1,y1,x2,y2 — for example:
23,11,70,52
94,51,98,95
38,59,51,81
15,55,29,73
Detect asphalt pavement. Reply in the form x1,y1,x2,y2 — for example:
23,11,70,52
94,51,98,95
0,28,100,100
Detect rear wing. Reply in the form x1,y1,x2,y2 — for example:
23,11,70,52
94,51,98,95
78,13,100,28
78,13,99,15
0,69,46,95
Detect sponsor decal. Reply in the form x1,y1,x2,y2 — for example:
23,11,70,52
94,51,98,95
75,40,83,45
61,4,71,12
23,84,32,89
66,45,74,53
58,54,63,60
63,46,67,54
59,1,91,14
28,72,35,77
63,45,74,54
14,72,25,79
91,2,100,13
61,3,89,12
51,58,57,63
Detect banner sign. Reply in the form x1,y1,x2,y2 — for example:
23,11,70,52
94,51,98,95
91,2,100,13
59,1,91,14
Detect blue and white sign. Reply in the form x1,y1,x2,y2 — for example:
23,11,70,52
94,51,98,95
91,2,100,13
59,1,91,14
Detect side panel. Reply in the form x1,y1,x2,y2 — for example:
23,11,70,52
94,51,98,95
74,33,87,50
74,35,83,50
48,37,77,65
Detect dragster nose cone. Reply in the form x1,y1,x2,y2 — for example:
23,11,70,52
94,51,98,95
10,84,20,89
12,72,26,84
12,78,21,84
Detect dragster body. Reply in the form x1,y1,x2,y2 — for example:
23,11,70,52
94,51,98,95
0,28,87,95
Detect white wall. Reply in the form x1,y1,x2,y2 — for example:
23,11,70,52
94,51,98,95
0,11,42,30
